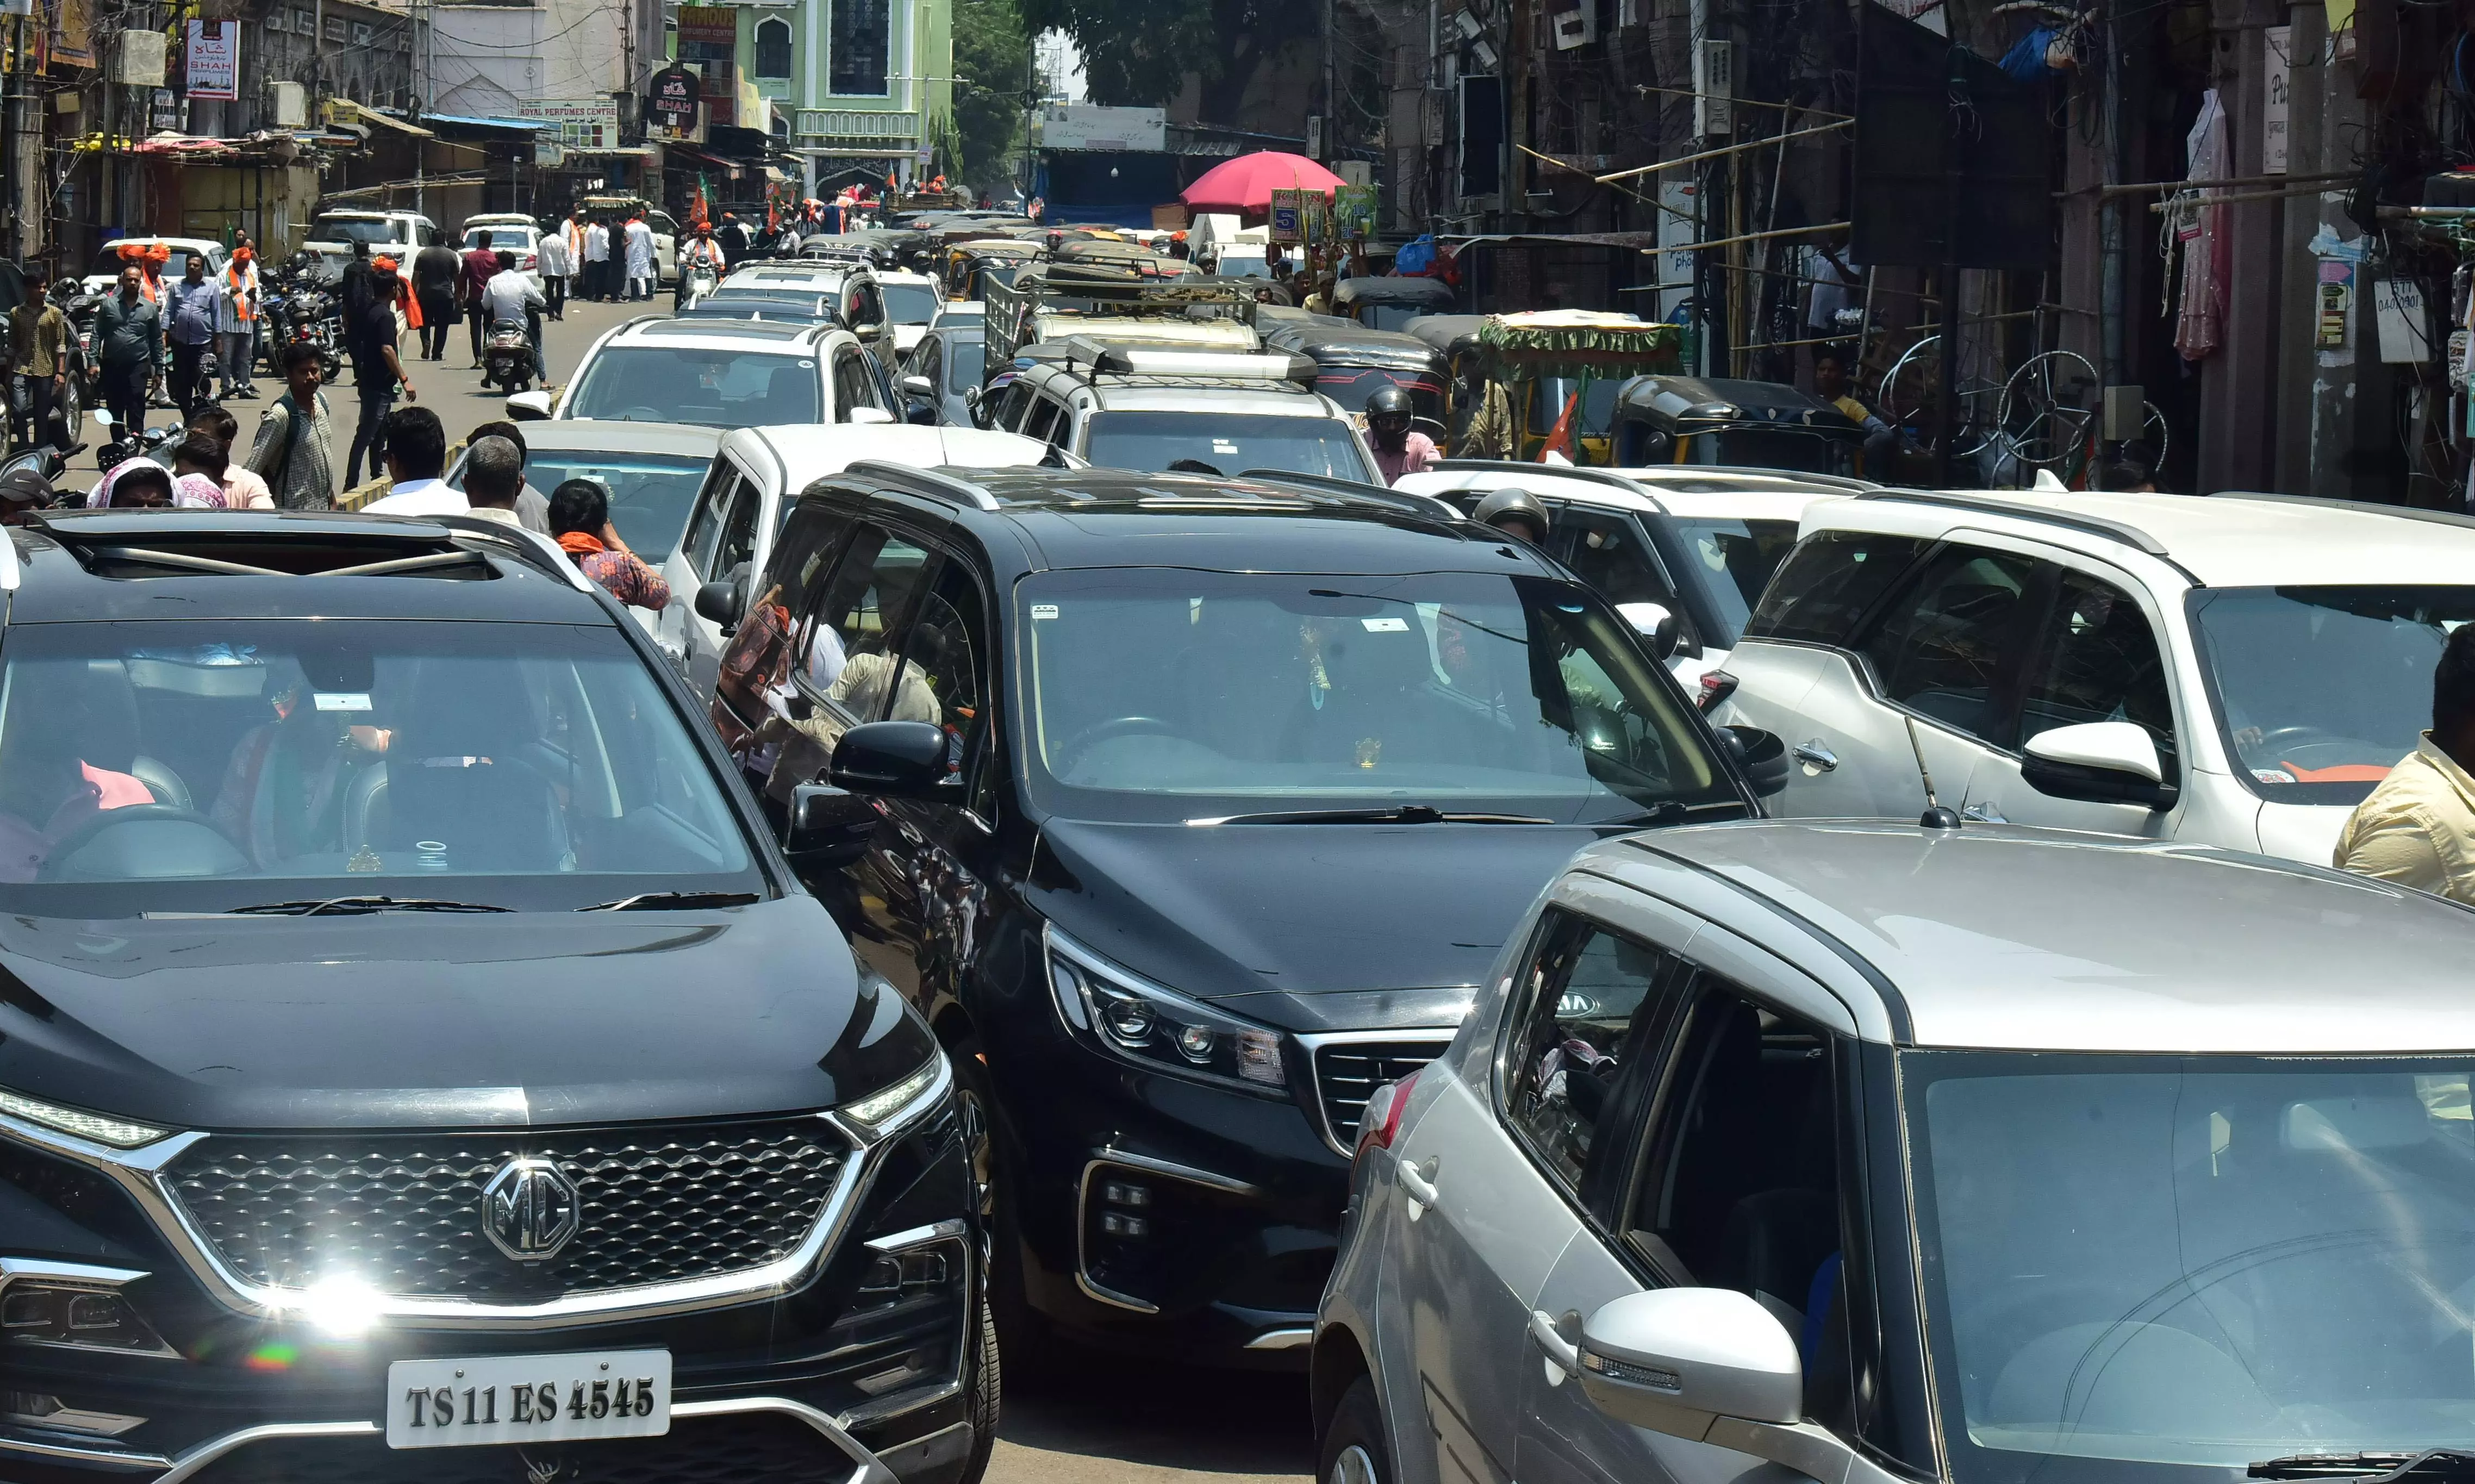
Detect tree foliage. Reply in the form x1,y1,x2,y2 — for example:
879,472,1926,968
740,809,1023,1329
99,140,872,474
955,0,1033,189
1020,0,1311,119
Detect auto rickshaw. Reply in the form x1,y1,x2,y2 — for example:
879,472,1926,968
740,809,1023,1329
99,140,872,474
1258,321,1450,438
1413,311,1685,463
1332,276,1456,330
1609,376,1869,477
945,238,1043,301
1404,314,1487,450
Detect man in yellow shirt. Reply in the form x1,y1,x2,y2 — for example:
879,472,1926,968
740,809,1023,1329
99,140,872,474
2333,625,2475,903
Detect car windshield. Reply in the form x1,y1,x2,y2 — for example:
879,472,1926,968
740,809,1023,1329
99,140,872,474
947,337,986,387
311,217,401,247
450,451,708,564
881,283,939,324
1083,411,1371,480
92,246,206,280
564,347,821,429
2187,585,2475,804
1672,517,1801,641
1017,569,1741,825
463,228,534,252
0,620,756,914
1909,1051,2475,1482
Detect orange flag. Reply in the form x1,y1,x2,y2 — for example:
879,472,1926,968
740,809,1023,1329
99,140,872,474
1537,391,1580,462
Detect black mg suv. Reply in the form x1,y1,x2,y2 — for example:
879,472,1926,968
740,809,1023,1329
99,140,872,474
0,512,990,1483
699,466,1783,1364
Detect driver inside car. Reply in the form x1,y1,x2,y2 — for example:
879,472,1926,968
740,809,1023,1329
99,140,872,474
0,659,170,882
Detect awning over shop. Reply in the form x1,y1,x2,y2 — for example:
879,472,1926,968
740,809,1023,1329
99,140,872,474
134,131,238,156
416,112,542,135
667,146,740,171
334,102,435,139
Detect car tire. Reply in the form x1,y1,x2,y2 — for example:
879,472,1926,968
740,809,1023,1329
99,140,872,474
949,1034,1055,1368
1320,1377,1391,1484
956,1290,1001,1484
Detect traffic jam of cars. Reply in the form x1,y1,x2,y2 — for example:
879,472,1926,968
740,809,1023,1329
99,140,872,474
5,207,2475,1484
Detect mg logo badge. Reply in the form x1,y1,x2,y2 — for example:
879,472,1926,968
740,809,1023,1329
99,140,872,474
480,1158,581,1262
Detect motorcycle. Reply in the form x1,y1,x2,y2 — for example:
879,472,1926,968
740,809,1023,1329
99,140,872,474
90,408,181,473
263,255,344,385
676,258,720,310
482,317,537,394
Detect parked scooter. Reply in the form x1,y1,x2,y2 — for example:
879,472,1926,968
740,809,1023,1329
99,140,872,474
482,317,537,393
91,409,182,473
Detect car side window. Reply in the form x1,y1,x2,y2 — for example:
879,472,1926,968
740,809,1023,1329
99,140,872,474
1855,545,2039,744
1020,396,1062,444
922,339,945,396
1500,910,1692,1222
712,471,763,584
1743,532,1932,646
2018,568,2177,766
793,525,940,724
892,566,996,810
1555,508,1682,616
712,505,853,726
681,463,743,579
832,350,881,421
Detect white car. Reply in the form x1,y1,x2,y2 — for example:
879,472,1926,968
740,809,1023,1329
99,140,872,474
874,269,943,360
657,423,1057,696
520,315,893,432
303,209,439,282
81,237,225,296
1395,462,1853,687
1711,487,2475,866
1315,818,2475,1484
721,261,893,354
985,340,1380,482
458,219,543,290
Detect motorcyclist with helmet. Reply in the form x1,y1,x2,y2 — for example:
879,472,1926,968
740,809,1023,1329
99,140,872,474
1469,487,1551,547
1363,382,1437,485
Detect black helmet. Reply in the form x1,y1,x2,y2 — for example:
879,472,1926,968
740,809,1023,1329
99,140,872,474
1366,384,1414,420
1471,487,1551,543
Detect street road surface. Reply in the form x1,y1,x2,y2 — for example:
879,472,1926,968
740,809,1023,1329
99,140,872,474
996,1350,1313,1484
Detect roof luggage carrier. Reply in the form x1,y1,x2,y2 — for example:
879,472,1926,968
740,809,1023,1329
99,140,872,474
983,267,1257,384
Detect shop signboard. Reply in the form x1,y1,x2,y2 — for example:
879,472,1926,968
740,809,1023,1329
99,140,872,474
1269,188,1302,244
183,18,237,100
1335,183,1376,240
1039,104,1165,152
650,66,701,130
517,97,620,152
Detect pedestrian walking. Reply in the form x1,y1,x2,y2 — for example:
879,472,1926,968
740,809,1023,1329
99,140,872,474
93,264,161,445
185,404,274,509
563,209,589,303
550,478,670,612
164,252,219,415
6,264,67,454
2334,623,2475,903
623,214,656,302
536,222,571,320
460,231,498,367
244,341,338,510
216,246,260,399
719,211,752,266
584,217,611,302
344,265,416,489
412,236,460,360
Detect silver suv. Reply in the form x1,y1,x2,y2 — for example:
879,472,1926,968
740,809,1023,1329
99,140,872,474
1314,819,2475,1484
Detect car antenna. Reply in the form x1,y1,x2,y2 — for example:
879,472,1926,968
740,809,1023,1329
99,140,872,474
1905,716,1962,831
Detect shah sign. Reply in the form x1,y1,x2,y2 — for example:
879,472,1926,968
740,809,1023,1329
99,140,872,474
649,66,701,130
183,19,237,99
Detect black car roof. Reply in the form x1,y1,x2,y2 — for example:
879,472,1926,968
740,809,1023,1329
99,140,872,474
1259,322,1446,371
4,512,616,624
814,466,1563,581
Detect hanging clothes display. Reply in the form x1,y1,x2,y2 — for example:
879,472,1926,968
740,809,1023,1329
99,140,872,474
2175,89,2229,362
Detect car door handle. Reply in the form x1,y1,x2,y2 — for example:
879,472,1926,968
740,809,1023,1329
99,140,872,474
1397,1153,1439,1214
1528,1309,1581,1380
1793,740,1838,772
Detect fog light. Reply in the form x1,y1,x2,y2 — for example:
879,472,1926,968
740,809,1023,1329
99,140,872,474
860,1248,953,1297
1101,1181,1150,1207
1176,1024,1215,1062
0,1286,170,1355
1100,1212,1149,1238
1,1392,144,1438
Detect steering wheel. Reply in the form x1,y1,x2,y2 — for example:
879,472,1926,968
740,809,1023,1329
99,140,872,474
2250,725,2354,756
36,805,248,882
612,406,668,422
1051,716,1178,775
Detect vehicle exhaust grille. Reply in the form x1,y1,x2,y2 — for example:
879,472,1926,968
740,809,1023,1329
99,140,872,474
1312,1040,1450,1155
164,1120,845,1300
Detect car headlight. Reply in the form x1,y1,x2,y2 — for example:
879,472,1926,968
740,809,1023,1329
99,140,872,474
0,1087,168,1150
1045,924,1289,1098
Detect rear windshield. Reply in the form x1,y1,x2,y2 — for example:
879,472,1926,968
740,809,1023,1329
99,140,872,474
564,347,821,429
311,217,403,247
881,283,939,325
92,246,208,280
1083,410,1371,481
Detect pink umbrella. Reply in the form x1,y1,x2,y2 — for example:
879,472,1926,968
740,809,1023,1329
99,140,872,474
1180,151,1344,217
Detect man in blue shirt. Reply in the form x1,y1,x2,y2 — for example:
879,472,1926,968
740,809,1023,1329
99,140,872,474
164,253,219,415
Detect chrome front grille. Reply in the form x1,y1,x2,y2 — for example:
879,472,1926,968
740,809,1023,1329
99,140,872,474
165,1120,847,1300
1312,1040,1450,1153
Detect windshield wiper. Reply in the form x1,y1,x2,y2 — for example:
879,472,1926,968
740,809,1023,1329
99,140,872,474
222,896,515,916
2252,1454,2475,1481
576,891,763,912
1184,806,1556,826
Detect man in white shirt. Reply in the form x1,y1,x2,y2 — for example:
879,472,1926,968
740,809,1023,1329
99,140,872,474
623,215,656,302
584,217,612,302
536,225,572,320
451,436,528,526
361,406,458,515
479,252,548,384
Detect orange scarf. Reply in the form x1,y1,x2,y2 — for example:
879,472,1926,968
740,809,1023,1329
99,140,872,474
556,532,604,557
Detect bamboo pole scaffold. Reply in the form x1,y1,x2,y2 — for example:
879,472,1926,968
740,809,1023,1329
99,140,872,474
1594,121,1851,185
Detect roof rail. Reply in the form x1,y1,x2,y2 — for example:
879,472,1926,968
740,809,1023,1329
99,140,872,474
1624,464,1881,492
843,460,1002,511
1851,489,2199,579
1425,459,1670,513
2197,490,2475,534
1234,469,1462,521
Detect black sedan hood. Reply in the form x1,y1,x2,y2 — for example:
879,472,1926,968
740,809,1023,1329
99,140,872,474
1026,818,1603,1033
0,897,930,1131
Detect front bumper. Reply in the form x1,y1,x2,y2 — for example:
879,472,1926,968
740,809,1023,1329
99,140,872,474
0,1073,982,1484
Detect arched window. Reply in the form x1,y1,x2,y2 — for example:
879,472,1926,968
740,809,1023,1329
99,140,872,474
755,16,793,80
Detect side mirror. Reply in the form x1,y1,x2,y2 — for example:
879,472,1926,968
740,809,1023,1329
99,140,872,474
694,577,745,633
900,373,933,398
1720,725,1790,799
1618,602,1680,661
830,720,955,800
845,406,898,426
505,390,553,421
2022,720,2177,812
783,782,877,866
1577,1287,1807,1437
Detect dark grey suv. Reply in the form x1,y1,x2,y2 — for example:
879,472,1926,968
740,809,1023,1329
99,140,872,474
0,512,990,1484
